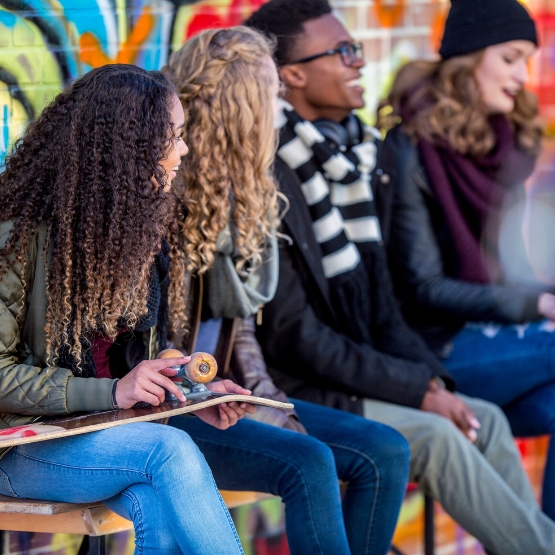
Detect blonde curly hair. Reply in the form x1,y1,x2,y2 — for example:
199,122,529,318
378,51,542,157
166,26,281,275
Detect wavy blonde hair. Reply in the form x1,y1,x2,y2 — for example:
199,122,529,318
166,26,281,275
377,51,543,157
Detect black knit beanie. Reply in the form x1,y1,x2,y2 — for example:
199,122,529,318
439,0,538,59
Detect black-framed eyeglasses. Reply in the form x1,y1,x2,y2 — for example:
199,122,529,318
288,42,364,67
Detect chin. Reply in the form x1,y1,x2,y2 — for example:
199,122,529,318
354,100,365,110
350,95,366,111
486,98,515,115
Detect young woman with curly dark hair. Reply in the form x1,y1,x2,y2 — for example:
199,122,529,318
378,0,555,520
0,64,250,555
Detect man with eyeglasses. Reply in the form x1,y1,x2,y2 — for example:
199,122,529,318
247,1,555,552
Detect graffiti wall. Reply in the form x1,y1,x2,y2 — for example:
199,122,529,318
3,0,555,165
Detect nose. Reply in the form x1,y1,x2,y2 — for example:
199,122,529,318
179,138,189,157
515,59,529,86
352,53,365,69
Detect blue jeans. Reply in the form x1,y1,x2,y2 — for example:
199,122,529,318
0,423,244,555
443,321,555,519
170,399,410,555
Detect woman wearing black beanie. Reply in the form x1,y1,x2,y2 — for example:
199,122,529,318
377,0,555,520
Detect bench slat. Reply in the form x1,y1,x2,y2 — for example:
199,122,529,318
0,491,278,536
0,506,132,535
0,495,102,516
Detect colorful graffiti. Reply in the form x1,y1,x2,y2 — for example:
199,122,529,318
3,0,555,163
0,0,271,165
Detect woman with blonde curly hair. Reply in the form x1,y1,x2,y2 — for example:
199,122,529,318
377,0,555,519
0,63,251,554
165,26,410,555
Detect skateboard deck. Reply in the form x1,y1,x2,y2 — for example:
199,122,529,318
0,394,294,448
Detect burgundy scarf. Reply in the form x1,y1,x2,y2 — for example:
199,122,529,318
418,116,536,283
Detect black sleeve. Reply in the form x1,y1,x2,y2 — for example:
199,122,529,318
370,245,454,387
258,237,436,409
380,129,541,324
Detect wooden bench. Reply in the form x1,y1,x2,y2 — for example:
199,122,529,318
0,490,435,555
0,490,274,555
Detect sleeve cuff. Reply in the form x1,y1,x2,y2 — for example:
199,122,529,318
66,377,116,413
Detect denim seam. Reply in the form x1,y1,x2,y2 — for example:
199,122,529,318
195,437,328,555
0,467,20,498
211,474,245,554
122,489,144,555
326,442,380,555
11,450,150,478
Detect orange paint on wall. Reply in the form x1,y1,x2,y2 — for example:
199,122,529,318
430,1,448,53
374,0,405,28
79,7,155,67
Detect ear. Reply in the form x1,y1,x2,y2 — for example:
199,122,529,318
279,65,307,90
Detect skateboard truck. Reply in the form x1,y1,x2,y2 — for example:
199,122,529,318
158,350,218,402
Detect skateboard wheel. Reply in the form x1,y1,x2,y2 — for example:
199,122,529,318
158,348,185,361
185,352,218,384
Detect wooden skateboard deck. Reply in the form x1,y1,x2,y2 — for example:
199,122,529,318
0,394,294,448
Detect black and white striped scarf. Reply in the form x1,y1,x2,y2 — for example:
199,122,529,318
276,102,383,343
276,101,382,279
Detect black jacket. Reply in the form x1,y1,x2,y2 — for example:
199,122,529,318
256,155,453,415
376,126,543,354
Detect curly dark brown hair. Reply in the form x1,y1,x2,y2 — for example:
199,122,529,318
0,64,186,372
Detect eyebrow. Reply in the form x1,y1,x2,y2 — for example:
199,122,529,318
504,46,529,57
334,39,352,48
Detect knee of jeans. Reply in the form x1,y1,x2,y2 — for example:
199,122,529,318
344,428,410,489
365,425,410,468
151,427,207,475
278,436,339,501
384,436,410,480
280,435,336,482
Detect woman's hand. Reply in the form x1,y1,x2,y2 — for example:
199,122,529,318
194,380,256,430
115,357,190,408
538,293,555,320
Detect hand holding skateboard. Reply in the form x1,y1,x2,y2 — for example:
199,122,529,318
0,349,291,447
198,379,257,430
157,349,256,430
114,355,191,409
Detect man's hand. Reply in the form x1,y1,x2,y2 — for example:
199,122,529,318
420,379,480,442
115,357,190,408
194,380,257,430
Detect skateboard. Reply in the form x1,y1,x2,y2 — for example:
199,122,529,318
0,351,294,448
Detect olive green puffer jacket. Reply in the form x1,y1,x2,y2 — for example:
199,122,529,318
0,220,116,431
